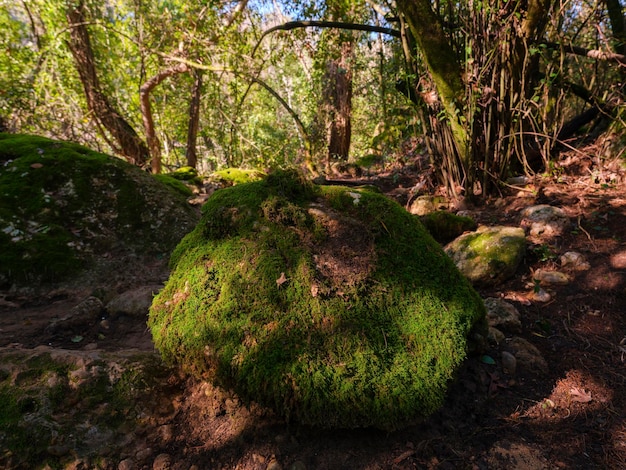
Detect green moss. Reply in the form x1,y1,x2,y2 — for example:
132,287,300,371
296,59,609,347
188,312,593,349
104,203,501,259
213,167,266,185
419,211,477,244
0,133,198,286
149,169,486,429
153,174,194,197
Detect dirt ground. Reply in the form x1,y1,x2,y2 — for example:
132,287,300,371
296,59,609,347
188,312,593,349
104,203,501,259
1,157,625,469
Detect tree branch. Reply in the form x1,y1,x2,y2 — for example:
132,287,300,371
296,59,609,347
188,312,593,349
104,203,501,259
252,21,400,57
543,41,626,64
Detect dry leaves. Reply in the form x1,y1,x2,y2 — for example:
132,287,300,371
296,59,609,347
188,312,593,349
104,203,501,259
276,272,288,287
570,387,592,403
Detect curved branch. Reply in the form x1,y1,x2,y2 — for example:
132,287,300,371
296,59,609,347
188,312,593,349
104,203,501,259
543,41,626,64
252,20,400,57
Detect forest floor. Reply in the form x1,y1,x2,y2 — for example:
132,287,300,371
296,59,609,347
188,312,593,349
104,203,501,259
1,151,625,469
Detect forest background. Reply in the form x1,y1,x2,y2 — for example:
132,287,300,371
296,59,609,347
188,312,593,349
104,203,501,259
1,0,625,196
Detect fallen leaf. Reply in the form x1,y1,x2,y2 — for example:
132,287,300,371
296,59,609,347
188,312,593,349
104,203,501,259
71,335,84,343
311,283,319,297
30,163,44,169
570,387,592,403
276,272,288,287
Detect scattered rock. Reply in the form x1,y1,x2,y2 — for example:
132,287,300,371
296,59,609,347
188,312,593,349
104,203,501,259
118,458,135,470
152,453,172,470
530,288,552,302
508,337,548,374
46,296,103,333
106,285,163,319
408,195,449,215
266,458,283,470
560,251,590,270
484,298,522,331
520,205,570,239
444,226,526,286
533,269,570,286
501,351,517,375
488,327,506,345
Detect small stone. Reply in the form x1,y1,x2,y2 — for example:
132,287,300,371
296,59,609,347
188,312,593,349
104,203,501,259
533,269,570,286
520,204,570,239
152,453,172,470
289,461,307,470
560,251,590,270
47,445,70,457
501,351,517,375
488,327,506,345
106,285,163,319
484,298,521,331
266,459,283,470
83,342,98,351
118,458,135,470
531,289,552,302
509,337,548,373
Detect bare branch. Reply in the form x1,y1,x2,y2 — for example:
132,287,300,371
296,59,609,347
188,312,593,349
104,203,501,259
252,20,400,57
543,41,626,64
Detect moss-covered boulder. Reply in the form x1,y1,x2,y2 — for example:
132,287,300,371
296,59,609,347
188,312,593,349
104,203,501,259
0,134,199,286
445,226,526,286
149,170,486,429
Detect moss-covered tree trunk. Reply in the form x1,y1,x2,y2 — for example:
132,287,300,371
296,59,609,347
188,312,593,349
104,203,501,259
395,0,469,182
326,40,354,165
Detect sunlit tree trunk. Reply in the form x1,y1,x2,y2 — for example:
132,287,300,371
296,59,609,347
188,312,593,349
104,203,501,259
65,1,149,167
327,41,353,165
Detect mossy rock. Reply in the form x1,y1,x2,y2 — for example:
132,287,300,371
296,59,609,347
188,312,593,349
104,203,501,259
444,226,526,286
419,211,478,244
212,168,266,185
149,169,486,429
0,134,199,286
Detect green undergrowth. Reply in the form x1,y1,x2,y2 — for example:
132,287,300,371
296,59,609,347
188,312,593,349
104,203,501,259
212,167,266,185
0,133,198,286
149,169,486,429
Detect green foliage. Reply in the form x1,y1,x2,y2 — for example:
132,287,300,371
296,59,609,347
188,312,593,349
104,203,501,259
0,134,198,286
149,169,486,429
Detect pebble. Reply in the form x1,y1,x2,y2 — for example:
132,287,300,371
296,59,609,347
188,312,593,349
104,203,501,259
266,458,283,470
501,351,517,375
533,269,570,286
118,458,135,470
152,453,172,470
560,251,590,270
484,298,521,331
531,288,552,302
488,327,505,345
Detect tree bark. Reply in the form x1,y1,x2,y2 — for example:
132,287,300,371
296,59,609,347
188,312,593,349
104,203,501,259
65,1,149,166
395,0,469,170
185,69,203,169
327,41,353,164
139,63,189,173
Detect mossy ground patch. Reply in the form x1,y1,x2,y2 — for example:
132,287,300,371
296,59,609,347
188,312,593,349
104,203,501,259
149,170,486,429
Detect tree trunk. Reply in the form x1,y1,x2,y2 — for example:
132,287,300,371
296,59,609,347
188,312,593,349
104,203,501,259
185,69,203,169
139,63,189,174
65,1,149,167
327,41,353,165
395,0,469,179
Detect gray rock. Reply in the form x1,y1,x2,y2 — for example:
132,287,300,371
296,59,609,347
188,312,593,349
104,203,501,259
47,296,103,332
508,337,547,373
106,285,163,318
520,205,570,239
444,226,526,286
484,298,522,331
533,269,570,286
488,327,506,345
560,251,590,271
408,195,449,215
501,351,517,375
